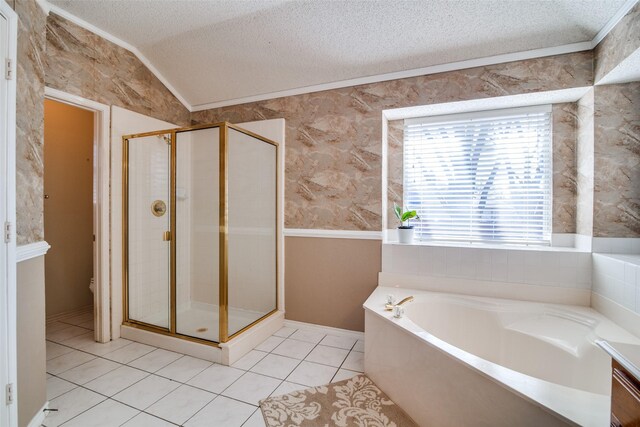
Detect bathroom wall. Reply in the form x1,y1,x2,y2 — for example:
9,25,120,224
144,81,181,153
593,82,640,237
45,13,190,127
192,52,592,231
285,237,381,331
43,99,94,316
594,2,640,83
16,257,46,427
576,89,595,237
10,0,46,246
385,103,578,233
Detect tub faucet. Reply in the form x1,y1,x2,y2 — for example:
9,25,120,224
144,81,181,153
385,295,414,311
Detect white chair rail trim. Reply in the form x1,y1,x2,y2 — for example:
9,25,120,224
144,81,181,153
17,241,50,263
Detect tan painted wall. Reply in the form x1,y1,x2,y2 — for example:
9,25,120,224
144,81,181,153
285,237,380,332
44,99,94,316
17,256,46,427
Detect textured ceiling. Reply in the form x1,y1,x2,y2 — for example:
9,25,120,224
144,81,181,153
50,0,627,108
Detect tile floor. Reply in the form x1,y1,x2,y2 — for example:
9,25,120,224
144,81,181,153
44,314,364,427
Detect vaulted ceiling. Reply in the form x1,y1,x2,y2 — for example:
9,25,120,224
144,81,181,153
48,0,629,110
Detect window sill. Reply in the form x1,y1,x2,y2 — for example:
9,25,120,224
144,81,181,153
382,234,591,253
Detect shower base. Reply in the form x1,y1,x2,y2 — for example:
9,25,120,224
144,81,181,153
134,302,271,342
122,306,284,365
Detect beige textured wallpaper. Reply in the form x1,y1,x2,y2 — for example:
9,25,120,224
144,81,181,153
594,2,640,83
13,0,46,245
192,52,593,231
593,82,640,237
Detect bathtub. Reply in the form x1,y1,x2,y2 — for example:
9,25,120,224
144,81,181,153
363,286,640,427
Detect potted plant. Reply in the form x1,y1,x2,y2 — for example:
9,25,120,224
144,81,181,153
394,203,419,244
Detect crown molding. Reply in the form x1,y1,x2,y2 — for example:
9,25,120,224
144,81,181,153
46,3,193,112
41,0,637,112
590,0,639,48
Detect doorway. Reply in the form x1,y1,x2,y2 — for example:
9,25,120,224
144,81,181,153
43,89,111,343
44,99,95,330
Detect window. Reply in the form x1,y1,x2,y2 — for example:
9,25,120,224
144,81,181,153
403,105,552,245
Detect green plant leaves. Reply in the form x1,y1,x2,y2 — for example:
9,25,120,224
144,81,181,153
401,210,417,222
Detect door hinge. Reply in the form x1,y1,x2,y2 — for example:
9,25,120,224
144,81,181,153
6,383,14,405
5,58,13,80
4,222,11,243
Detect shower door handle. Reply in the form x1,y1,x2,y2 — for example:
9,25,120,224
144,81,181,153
163,231,171,241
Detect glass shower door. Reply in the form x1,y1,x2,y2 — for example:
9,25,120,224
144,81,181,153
175,127,220,342
125,134,171,329
226,127,278,338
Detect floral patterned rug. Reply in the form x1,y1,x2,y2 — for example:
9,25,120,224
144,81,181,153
259,374,418,427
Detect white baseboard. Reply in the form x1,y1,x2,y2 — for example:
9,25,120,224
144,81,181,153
284,319,364,341
46,305,93,323
28,401,48,427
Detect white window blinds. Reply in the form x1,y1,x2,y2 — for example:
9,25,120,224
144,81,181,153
403,105,552,245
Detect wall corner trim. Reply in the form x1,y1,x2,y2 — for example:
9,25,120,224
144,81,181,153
27,401,49,427
284,228,382,240
17,241,50,263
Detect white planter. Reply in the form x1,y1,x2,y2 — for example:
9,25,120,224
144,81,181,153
398,227,414,244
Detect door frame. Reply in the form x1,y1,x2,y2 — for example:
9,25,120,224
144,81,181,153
0,2,17,426
44,87,111,343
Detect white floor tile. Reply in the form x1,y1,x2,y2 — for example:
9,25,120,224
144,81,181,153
113,375,180,410
272,327,296,338
254,336,284,352
77,320,95,330
59,332,95,350
46,376,76,400
353,339,365,352
122,412,176,427
156,356,212,383
62,313,93,326
103,342,156,364
249,354,299,380
286,361,337,387
79,338,133,356
187,364,245,394
47,322,74,333
61,399,139,427
332,369,360,383
46,350,95,375
222,372,281,406
46,341,74,360
184,396,254,427
58,358,120,385
44,387,105,427
146,384,216,425
128,348,183,373
243,409,267,427
232,350,268,371
271,339,315,360
269,381,307,397
288,329,325,344
304,345,348,367
342,351,364,372
46,325,91,343
84,365,149,396
320,335,357,350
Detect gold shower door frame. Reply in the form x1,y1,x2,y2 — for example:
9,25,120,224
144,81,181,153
122,122,279,346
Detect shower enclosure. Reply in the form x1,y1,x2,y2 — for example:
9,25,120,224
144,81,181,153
123,123,278,346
